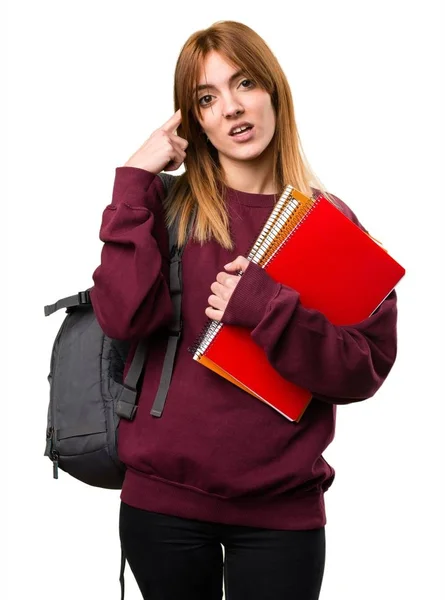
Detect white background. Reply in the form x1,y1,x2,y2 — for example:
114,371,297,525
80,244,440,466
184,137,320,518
5,1,444,598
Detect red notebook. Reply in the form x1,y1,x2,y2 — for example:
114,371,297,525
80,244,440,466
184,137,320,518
192,187,405,421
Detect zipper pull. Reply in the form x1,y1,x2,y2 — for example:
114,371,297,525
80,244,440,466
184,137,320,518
44,427,53,457
52,452,59,479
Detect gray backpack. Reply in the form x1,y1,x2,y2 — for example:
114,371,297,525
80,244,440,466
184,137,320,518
43,172,189,489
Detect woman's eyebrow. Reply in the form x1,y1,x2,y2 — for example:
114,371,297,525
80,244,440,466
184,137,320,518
195,69,246,92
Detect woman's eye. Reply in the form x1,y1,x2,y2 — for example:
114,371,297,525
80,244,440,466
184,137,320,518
199,95,213,106
198,80,254,107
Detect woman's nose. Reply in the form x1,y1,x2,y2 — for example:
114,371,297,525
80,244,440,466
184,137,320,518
222,98,244,119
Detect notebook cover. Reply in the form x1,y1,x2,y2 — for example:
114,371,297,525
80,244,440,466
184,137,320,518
197,195,405,421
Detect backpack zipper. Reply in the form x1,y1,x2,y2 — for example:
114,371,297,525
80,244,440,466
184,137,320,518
45,426,59,479
46,313,71,480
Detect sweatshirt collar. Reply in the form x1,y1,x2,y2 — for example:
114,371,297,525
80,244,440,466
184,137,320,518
225,186,277,207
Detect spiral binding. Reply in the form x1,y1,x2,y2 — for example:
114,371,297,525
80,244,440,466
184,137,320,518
250,198,300,265
247,184,294,263
190,319,223,360
263,191,321,268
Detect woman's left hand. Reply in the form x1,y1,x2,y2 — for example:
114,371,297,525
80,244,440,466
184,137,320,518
205,256,250,322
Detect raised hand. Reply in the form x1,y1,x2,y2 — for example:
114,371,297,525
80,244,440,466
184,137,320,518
124,110,188,173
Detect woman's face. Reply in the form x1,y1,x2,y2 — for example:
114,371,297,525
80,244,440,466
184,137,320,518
195,51,276,165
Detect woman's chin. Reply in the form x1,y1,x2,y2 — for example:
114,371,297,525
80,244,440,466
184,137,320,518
219,144,270,164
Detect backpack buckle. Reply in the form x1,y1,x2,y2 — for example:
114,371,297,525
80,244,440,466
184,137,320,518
78,290,91,305
116,385,138,421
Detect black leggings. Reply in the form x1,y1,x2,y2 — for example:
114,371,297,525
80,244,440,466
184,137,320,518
119,501,326,600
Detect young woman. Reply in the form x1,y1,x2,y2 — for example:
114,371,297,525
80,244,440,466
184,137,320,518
90,20,398,600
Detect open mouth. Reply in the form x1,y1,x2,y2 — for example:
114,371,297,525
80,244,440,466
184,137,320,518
230,124,254,136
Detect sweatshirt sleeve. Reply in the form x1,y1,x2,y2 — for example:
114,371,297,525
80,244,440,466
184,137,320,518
89,166,173,341
221,196,399,405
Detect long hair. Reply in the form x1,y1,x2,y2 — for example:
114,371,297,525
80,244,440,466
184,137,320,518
167,20,335,250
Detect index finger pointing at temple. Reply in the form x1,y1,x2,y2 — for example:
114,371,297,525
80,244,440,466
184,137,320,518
160,109,182,133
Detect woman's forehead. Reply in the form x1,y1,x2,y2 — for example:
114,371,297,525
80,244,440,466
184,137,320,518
196,51,242,88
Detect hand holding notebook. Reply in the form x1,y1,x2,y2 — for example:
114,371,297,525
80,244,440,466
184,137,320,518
205,256,250,323
191,186,405,422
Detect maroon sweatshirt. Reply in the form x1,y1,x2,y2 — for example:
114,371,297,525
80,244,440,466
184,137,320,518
90,166,398,530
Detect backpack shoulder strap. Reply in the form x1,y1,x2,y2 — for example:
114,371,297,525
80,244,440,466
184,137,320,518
116,174,197,421
149,204,196,418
